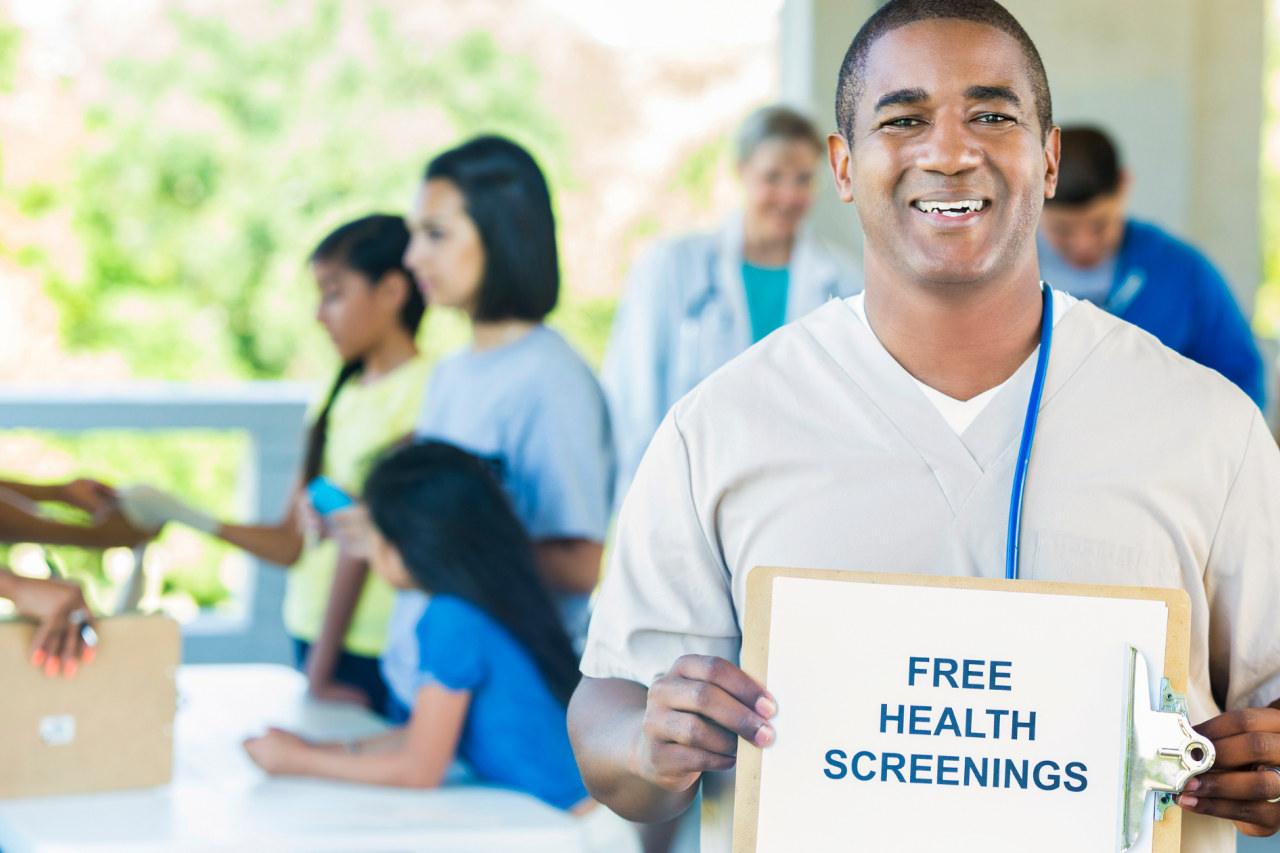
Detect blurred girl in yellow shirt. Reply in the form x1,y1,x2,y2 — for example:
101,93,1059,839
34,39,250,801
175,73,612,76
121,215,429,716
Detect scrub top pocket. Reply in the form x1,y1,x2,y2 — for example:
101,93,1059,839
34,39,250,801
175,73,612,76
1029,529,1182,589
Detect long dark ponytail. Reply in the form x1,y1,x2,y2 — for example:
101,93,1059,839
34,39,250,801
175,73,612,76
303,214,425,483
363,441,581,706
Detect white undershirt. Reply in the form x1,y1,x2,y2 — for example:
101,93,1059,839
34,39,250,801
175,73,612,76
847,285,1078,435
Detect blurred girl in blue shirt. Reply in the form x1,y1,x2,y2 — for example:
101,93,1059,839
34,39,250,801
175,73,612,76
243,441,638,851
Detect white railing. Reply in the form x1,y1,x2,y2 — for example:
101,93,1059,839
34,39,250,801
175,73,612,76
0,382,313,664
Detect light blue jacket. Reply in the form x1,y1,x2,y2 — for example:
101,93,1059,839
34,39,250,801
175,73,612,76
602,213,862,507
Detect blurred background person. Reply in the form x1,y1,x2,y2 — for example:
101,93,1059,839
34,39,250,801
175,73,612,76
244,441,639,853
375,135,614,673
120,215,430,717
602,105,862,507
1038,126,1264,406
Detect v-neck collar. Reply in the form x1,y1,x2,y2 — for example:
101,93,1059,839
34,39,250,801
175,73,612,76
798,296,1116,518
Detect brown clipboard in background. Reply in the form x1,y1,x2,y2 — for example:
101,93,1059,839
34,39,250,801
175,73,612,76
0,614,180,799
731,567,1193,853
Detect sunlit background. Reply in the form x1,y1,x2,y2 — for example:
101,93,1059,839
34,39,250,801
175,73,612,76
0,0,1278,624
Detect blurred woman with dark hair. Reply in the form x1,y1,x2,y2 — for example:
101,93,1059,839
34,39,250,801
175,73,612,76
119,214,430,716
345,137,615,701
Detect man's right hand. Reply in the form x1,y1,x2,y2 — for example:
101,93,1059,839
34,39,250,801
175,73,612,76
633,654,777,793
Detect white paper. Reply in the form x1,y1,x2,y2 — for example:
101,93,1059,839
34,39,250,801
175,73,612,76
754,577,1169,853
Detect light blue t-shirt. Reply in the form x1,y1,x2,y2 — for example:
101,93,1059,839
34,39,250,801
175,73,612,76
383,326,615,697
1036,231,1117,305
414,324,614,541
741,263,790,342
389,594,588,811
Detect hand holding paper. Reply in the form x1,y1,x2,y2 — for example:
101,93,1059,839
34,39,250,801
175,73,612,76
1180,705,1280,836
117,485,219,535
637,654,777,793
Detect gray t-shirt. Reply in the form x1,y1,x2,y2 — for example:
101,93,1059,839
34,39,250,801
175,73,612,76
382,325,615,705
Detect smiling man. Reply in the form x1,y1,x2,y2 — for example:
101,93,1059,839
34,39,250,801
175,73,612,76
568,2,1280,852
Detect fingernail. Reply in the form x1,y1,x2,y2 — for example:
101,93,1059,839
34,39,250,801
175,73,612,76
63,661,77,680
1179,795,1197,809
754,724,775,748
756,696,778,719
30,650,46,667
1184,778,1200,792
44,658,60,678
83,648,96,665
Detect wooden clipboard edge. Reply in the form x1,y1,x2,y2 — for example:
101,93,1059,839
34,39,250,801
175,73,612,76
732,566,1192,853
0,613,182,798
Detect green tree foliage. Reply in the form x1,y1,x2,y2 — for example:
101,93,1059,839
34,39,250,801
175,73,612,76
41,2,573,380
2,3,620,613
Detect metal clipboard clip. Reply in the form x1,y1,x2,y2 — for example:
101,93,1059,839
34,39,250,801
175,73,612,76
1120,646,1216,851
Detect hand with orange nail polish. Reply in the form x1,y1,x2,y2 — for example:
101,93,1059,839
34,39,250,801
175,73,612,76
1,568,97,675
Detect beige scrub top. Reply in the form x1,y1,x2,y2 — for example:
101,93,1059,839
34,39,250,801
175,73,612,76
581,297,1280,853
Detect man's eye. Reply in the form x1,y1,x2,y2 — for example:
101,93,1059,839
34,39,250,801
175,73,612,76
884,117,923,128
975,114,1013,124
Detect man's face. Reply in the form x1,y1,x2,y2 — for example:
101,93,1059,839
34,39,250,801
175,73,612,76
1039,188,1127,269
833,20,1058,286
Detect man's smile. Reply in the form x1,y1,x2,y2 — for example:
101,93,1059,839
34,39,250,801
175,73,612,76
909,195,992,227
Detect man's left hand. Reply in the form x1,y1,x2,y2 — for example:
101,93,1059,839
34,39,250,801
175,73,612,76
1179,704,1280,836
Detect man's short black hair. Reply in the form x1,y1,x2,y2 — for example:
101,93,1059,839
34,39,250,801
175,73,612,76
1045,126,1122,206
836,0,1052,143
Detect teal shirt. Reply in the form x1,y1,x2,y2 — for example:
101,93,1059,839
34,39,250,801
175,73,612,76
742,263,790,343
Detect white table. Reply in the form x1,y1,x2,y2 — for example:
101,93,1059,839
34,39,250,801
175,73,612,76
0,665,586,852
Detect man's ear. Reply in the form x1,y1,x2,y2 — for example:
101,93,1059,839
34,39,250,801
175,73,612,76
1042,126,1061,200
827,133,855,203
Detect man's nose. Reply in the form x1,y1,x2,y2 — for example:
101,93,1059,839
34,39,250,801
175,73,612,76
914,117,983,175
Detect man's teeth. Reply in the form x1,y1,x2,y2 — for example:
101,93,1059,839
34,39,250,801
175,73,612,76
914,200,987,216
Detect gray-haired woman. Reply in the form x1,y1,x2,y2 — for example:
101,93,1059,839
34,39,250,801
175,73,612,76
602,105,862,506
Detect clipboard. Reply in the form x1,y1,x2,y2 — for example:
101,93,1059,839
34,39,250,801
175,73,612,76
732,567,1206,853
0,614,180,798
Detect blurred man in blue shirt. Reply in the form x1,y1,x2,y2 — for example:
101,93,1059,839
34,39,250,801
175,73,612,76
1038,126,1264,406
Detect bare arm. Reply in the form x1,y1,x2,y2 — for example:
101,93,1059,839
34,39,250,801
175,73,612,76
215,483,306,567
0,479,116,513
243,683,469,788
568,657,777,824
0,496,147,549
534,538,603,596
304,550,372,706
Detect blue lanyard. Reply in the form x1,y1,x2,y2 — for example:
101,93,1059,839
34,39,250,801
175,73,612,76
1005,284,1054,580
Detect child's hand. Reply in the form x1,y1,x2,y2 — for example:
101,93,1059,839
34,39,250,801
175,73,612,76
328,504,373,559
243,728,312,776
295,493,328,542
